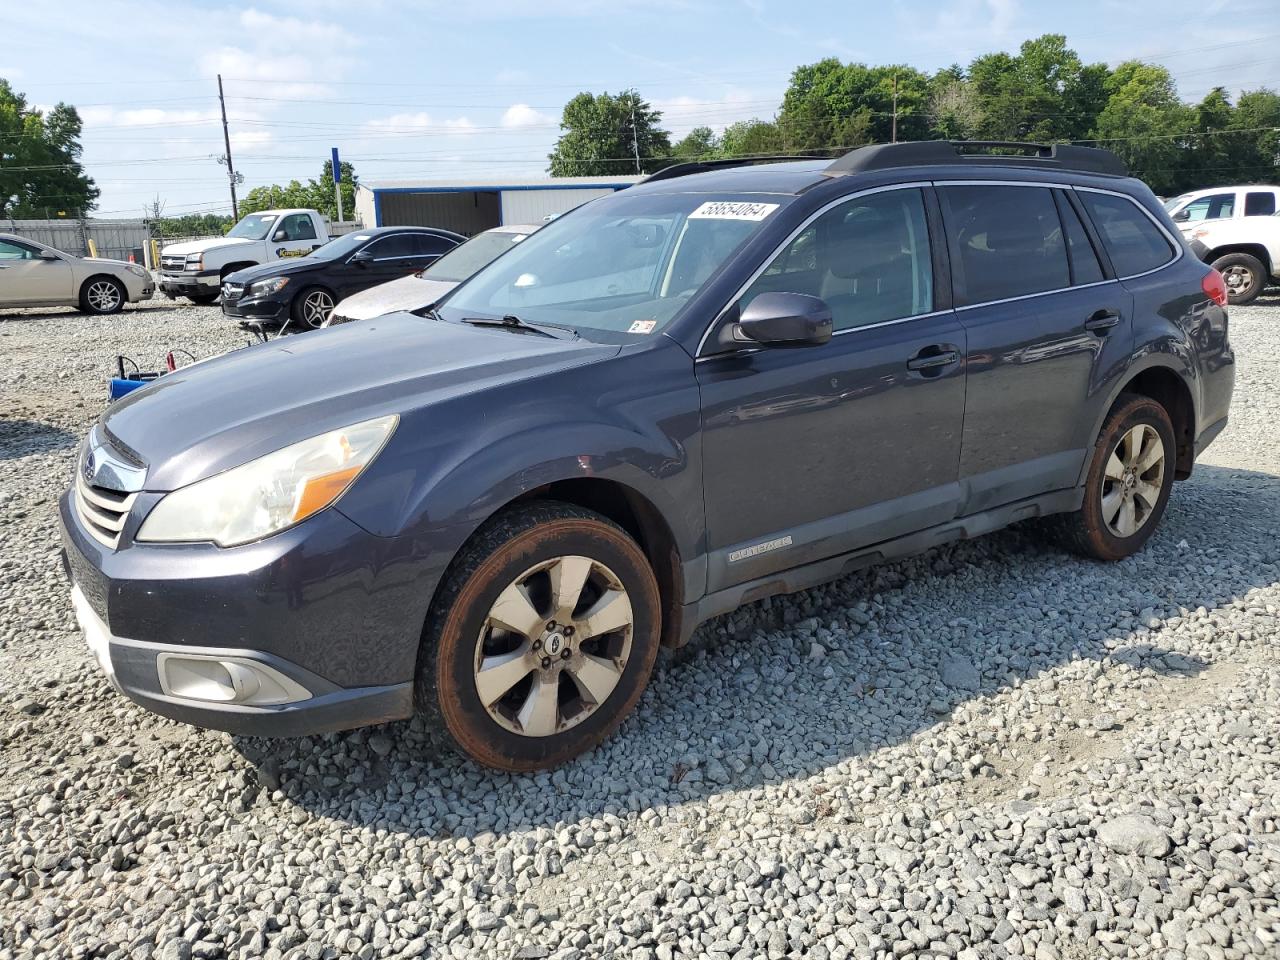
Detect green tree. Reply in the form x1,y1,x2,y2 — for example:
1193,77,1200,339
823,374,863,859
0,78,98,217
1090,61,1193,194
548,90,671,176
718,119,788,157
238,159,358,221
1229,88,1280,184
672,126,720,160
777,59,929,149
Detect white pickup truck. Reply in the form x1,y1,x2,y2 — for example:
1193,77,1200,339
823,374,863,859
1187,214,1280,305
157,209,331,304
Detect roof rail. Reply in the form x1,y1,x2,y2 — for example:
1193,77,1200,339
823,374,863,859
642,156,823,184
825,141,1128,178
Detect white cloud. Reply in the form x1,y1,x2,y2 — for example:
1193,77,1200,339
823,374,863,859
501,104,556,129
237,8,353,46
654,90,776,140
362,112,478,137
229,130,274,153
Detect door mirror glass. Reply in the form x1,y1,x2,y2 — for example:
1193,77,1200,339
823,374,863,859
738,292,832,346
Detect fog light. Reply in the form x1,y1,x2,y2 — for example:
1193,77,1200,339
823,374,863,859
157,653,311,706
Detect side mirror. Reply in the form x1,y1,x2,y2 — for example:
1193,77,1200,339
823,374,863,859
38,249,60,260
737,292,833,347
272,230,287,242
1172,209,1190,222
350,250,374,267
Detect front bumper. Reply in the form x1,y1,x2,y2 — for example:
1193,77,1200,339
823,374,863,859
58,490,431,737
222,293,287,323
158,270,220,298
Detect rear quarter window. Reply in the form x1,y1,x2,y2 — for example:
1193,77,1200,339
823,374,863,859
1078,192,1176,278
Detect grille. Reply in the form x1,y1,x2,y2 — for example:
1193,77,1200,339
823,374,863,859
161,255,188,272
74,473,137,549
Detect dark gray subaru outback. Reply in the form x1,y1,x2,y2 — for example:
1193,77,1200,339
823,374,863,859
61,142,1234,771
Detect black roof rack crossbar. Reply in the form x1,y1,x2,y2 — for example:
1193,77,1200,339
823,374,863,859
825,140,1127,178
642,156,823,184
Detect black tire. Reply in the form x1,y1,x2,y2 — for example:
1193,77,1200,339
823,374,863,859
1048,393,1176,561
187,291,220,305
78,276,126,315
290,286,336,328
1211,252,1267,305
417,501,661,771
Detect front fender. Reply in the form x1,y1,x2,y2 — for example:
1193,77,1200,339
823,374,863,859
334,339,705,593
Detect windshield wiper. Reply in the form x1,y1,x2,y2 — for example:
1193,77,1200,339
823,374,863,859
460,314,578,339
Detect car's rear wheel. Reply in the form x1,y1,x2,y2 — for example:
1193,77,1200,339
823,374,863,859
79,277,126,315
1050,393,1176,561
1212,252,1267,305
291,286,335,328
418,502,661,771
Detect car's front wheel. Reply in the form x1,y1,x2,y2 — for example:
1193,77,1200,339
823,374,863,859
79,277,126,315
1051,393,1176,561
1212,252,1267,305
291,286,335,328
419,502,661,771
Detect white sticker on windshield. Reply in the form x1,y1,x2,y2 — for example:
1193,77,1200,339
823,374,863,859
628,320,657,335
688,201,780,221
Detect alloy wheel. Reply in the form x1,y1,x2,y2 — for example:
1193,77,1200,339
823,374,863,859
301,290,335,326
473,555,634,738
1101,423,1165,538
87,281,121,312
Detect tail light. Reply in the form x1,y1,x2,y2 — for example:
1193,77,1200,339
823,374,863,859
1202,269,1227,307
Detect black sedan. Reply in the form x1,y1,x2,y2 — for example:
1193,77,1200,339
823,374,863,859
221,226,464,328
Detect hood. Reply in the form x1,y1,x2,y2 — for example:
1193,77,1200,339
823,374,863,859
81,256,133,267
101,313,619,491
332,275,457,321
160,237,258,257
225,257,325,285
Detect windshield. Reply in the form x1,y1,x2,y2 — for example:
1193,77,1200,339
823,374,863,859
226,213,279,240
438,192,788,342
307,232,375,260
423,230,531,282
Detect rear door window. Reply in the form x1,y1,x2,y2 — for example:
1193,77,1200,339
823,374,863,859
1244,191,1276,216
938,185,1069,304
740,187,934,331
1078,192,1176,278
1054,191,1106,285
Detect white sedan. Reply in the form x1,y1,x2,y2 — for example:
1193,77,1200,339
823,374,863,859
0,233,154,314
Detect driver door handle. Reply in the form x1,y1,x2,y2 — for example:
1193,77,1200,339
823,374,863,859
1084,309,1122,333
907,345,961,372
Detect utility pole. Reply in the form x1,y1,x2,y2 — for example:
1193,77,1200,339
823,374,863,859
217,74,239,220
891,73,899,144
630,99,642,175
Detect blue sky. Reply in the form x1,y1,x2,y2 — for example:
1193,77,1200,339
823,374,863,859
2,0,1277,217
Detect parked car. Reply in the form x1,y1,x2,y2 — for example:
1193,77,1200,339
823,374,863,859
1163,185,1280,235
220,226,465,328
61,141,1233,771
1185,213,1280,304
0,233,153,314
326,223,540,326
158,208,335,304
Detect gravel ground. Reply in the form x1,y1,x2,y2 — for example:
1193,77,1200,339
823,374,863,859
1,295,1279,960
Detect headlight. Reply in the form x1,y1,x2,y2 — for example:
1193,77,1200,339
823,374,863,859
136,416,398,546
247,276,290,297
126,263,147,278
185,254,203,271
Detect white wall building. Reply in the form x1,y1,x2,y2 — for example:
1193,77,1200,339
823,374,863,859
354,176,642,235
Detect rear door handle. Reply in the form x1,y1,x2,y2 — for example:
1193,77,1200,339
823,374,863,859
1084,310,1122,333
907,347,961,371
